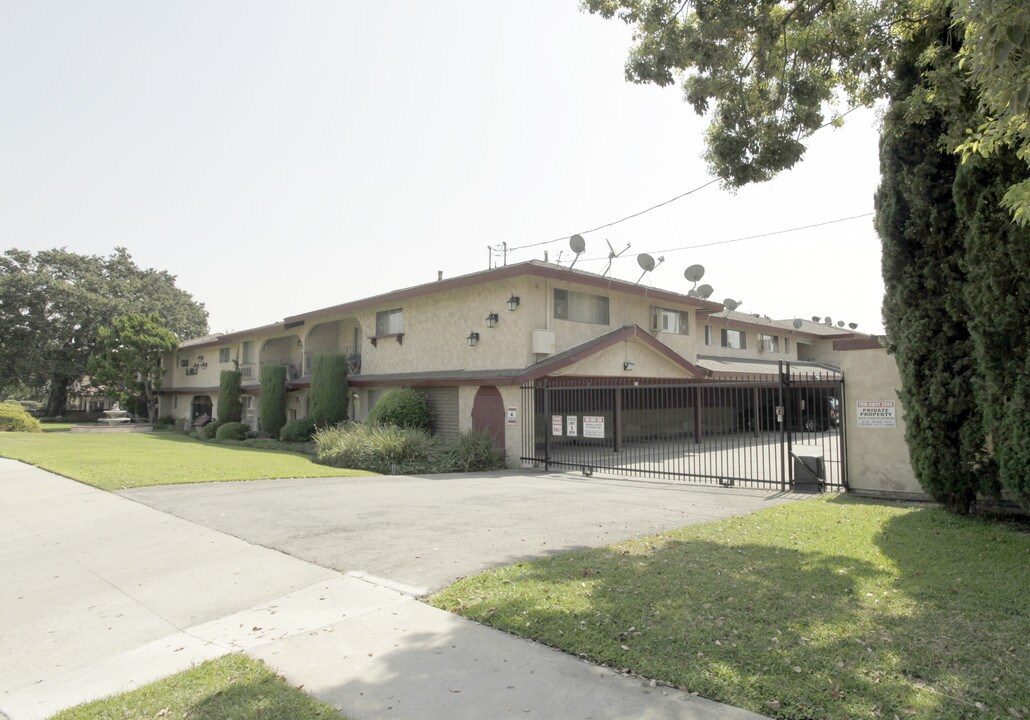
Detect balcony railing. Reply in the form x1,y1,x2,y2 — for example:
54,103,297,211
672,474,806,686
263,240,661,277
303,348,362,376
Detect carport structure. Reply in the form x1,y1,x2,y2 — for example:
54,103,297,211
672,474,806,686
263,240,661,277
521,362,846,491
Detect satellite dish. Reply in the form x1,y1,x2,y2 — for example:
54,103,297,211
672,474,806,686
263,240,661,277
697,284,714,299
568,234,586,269
687,289,699,298
793,318,804,329
837,320,845,327
848,322,858,330
811,316,820,322
723,298,739,311
637,253,656,272
824,316,832,325
684,264,706,283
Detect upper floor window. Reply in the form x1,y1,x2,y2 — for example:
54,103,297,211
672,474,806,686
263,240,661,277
704,325,713,346
554,288,609,325
758,334,779,353
651,306,689,335
784,338,791,354
721,328,747,350
376,308,404,336
218,347,231,363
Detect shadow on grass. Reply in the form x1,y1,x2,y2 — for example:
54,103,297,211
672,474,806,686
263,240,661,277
187,674,342,719
428,502,1030,720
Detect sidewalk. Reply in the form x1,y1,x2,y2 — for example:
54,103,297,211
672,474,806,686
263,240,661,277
0,459,764,720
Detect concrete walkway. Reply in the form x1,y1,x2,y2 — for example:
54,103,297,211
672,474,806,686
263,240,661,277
0,459,768,720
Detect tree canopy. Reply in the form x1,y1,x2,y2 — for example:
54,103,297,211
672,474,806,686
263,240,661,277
0,247,207,414
582,0,1029,224
87,313,179,421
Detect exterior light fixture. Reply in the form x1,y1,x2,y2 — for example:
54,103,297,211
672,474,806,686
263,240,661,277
467,331,480,347
506,295,520,311
623,361,635,371
485,312,499,328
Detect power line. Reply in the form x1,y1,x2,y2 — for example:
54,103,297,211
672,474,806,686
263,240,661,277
504,178,720,253
570,212,875,263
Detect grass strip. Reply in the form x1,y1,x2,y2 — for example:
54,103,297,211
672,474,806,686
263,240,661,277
47,653,346,719
0,431,372,490
430,496,1030,720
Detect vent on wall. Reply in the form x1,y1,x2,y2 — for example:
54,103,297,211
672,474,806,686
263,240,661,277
531,329,556,355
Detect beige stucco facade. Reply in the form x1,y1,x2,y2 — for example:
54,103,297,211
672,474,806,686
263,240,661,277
838,345,924,499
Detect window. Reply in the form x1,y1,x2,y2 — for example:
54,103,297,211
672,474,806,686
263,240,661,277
241,341,255,364
704,325,713,346
758,334,779,352
218,347,230,363
554,288,609,325
375,308,404,336
784,338,791,354
721,328,747,349
651,306,689,335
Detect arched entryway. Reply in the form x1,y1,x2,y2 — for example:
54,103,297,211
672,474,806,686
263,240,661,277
471,386,505,452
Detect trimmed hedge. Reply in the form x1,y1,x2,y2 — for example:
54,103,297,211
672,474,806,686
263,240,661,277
366,388,431,430
201,420,223,440
215,421,250,441
0,401,43,432
310,353,349,427
260,365,287,439
217,370,243,423
313,424,505,474
280,417,317,443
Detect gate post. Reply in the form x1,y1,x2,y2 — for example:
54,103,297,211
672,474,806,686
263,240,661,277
542,380,551,472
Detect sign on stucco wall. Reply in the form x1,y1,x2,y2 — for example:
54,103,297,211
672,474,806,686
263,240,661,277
583,415,605,438
856,401,897,429
506,407,517,425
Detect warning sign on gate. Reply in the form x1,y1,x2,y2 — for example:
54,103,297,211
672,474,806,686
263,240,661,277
552,415,563,436
582,415,605,438
566,415,578,437
857,400,896,428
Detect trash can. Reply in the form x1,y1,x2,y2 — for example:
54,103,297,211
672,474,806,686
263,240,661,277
791,445,824,493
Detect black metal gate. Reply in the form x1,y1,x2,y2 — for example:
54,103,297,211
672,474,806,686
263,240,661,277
520,363,846,491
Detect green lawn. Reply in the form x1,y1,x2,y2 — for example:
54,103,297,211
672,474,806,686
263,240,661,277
430,496,1030,720
39,422,76,432
47,653,346,720
0,431,372,490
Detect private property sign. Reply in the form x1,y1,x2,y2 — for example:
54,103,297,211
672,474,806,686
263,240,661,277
857,401,897,429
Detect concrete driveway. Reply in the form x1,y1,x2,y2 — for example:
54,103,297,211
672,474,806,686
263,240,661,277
120,471,806,592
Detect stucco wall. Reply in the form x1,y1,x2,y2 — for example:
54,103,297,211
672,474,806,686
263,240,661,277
840,347,924,498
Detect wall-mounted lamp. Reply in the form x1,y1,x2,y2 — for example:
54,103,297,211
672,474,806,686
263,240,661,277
467,331,480,348
623,361,635,371
485,312,499,328
507,295,520,311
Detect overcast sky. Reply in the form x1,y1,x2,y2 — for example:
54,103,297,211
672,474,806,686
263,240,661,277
1,2,886,335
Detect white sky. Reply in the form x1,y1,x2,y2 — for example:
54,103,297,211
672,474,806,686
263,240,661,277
0,1,886,336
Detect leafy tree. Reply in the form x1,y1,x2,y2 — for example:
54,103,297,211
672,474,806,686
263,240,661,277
259,364,287,439
310,353,349,427
581,0,1029,224
217,370,243,423
0,247,207,415
87,313,179,422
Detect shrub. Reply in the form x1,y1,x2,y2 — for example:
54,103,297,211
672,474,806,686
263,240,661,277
215,421,250,441
18,399,42,413
310,353,349,427
260,365,287,439
201,420,223,440
0,402,43,432
441,430,506,472
280,417,317,443
155,414,178,429
314,423,437,474
366,388,431,430
217,370,243,423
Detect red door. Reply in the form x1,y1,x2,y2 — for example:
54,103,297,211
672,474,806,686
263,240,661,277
471,386,505,451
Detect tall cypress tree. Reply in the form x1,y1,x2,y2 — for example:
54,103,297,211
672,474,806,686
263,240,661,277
955,155,1030,508
875,36,998,514
217,370,243,423
310,353,348,427
259,365,287,439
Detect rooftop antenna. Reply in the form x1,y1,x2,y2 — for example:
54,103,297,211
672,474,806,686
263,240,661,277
568,234,586,270
793,318,804,329
824,316,833,325
696,283,714,299
635,253,664,283
837,320,845,328
848,322,859,330
723,298,740,311
602,239,631,277
683,263,706,297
